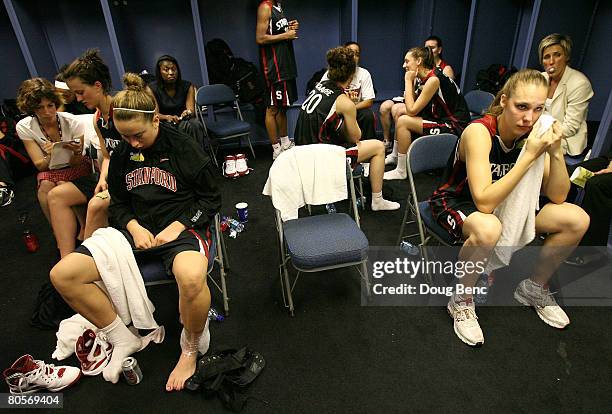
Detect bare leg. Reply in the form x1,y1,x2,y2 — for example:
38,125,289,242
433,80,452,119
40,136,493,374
265,106,280,145
48,183,88,257
166,251,210,392
532,202,590,285
277,108,288,138
51,253,141,383
84,195,110,239
356,140,400,211
50,253,115,327
384,114,423,180
37,180,57,223
458,213,503,293
379,100,394,142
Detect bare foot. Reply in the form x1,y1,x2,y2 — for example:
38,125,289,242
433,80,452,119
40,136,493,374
165,352,197,391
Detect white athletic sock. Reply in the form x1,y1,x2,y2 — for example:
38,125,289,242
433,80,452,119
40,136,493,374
391,140,399,157
100,315,142,384
396,153,407,173
280,136,290,146
371,191,400,211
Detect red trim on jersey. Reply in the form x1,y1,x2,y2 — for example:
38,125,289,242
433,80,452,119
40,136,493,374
271,48,281,82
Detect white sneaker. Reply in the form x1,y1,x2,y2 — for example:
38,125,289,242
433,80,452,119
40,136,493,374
235,153,249,176
223,155,239,178
384,154,398,166
371,197,400,211
383,168,407,180
3,354,81,394
447,295,484,346
75,329,113,376
272,146,283,160
281,140,295,151
514,279,570,328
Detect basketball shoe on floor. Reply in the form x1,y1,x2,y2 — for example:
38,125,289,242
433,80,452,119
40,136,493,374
3,354,81,394
223,155,239,178
235,153,250,176
75,329,113,376
514,279,570,328
447,294,484,346
281,140,295,151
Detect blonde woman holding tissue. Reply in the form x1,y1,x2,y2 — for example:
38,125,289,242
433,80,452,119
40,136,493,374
428,69,590,347
539,33,593,156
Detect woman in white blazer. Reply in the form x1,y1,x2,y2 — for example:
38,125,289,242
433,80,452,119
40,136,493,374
539,33,594,156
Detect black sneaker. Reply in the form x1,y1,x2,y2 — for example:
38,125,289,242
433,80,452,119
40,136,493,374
0,186,14,207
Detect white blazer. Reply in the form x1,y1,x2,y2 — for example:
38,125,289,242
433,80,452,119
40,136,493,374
542,66,594,156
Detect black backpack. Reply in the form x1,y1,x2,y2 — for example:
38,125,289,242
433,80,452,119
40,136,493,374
475,64,518,95
205,38,235,86
229,58,265,104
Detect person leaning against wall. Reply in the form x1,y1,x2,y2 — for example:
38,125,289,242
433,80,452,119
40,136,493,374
539,33,594,156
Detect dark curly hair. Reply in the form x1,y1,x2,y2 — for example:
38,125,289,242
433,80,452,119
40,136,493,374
326,46,356,83
63,49,112,93
16,78,63,114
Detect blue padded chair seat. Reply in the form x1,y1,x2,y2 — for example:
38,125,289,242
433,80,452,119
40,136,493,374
418,201,457,246
206,119,250,137
283,213,368,270
564,153,585,167
140,232,217,284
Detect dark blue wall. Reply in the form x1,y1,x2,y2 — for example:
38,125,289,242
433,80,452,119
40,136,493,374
0,5,29,99
110,0,201,86
34,0,122,90
463,0,523,92
1,0,610,124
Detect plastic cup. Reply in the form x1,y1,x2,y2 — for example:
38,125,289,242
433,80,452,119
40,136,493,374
235,202,249,223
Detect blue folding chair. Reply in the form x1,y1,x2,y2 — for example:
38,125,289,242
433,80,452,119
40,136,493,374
195,84,255,167
464,90,495,120
140,213,231,315
270,154,370,316
397,133,460,248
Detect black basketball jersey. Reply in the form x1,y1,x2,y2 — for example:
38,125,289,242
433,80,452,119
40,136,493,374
294,80,348,147
429,115,527,212
95,106,122,155
259,0,297,83
416,67,471,133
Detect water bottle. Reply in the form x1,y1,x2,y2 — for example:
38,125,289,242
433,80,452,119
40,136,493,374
399,241,419,256
474,273,489,305
23,230,40,253
356,197,363,209
226,218,245,233
208,307,225,322
325,203,337,214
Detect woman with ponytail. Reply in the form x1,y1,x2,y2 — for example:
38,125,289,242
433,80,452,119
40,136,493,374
428,69,589,347
47,49,119,257
51,72,221,391
384,46,471,180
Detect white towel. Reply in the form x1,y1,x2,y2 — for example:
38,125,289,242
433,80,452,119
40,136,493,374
84,227,161,330
487,114,555,272
262,144,348,221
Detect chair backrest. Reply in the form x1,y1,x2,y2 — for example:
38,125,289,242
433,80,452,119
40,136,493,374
464,90,495,117
196,84,237,106
407,133,458,175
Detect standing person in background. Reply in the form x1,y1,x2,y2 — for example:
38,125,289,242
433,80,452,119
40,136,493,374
150,55,204,147
539,33,594,156
321,42,377,140
424,35,455,79
256,0,299,160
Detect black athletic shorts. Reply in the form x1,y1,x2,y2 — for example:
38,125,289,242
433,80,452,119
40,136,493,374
71,172,99,200
431,198,479,243
75,226,212,276
422,120,454,136
265,78,298,107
